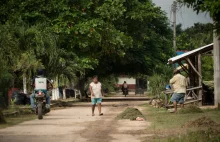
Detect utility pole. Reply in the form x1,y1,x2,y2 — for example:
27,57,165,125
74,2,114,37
214,32,220,108
172,1,177,53
172,1,177,68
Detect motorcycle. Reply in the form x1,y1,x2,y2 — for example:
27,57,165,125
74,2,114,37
35,90,50,119
123,88,128,97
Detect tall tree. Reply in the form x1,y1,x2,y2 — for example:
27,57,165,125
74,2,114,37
0,0,173,95
176,23,213,80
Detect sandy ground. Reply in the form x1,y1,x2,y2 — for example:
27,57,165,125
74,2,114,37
0,101,150,142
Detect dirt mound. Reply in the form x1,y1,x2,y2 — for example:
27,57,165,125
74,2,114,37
184,117,219,128
178,105,203,114
116,107,145,120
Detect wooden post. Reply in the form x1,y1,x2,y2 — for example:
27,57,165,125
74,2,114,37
214,35,220,108
186,58,202,78
198,54,203,106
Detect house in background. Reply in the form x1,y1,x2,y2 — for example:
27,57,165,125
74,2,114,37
117,76,147,90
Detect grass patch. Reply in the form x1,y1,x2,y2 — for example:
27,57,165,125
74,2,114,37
178,105,203,114
3,105,33,117
142,104,220,130
116,107,145,120
184,116,220,128
161,129,220,142
140,104,220,141
0,114,36,129
0,105,36,129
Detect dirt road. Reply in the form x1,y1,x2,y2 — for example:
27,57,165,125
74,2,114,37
0,102,150,142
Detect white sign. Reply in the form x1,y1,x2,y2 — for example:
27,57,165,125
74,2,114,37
35,78,47,90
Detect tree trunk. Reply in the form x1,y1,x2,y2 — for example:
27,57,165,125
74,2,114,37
76,78,86,96
63,88,66,99
0,109,6,124
23,74,27,94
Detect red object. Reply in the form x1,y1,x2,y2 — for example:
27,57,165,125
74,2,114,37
118,84,136,89
8,88,20,102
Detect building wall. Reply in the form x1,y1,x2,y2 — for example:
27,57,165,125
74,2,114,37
118,77,136,89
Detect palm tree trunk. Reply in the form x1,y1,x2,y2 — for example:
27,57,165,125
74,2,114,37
23,74,27,94
76,78,86,96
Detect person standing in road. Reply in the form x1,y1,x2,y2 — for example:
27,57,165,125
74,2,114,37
170,70,187,113
122,81,128,95
89,75,104,116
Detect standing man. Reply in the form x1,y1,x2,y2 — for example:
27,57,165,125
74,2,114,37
89,75,104,116
122,81,128,96
170,70,187,112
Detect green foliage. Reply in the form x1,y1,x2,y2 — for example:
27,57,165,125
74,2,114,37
0,0,173,98
177,23,213,81
178,0,220,34
148,65,172,98
0,109,6,124
148,74,166,98
202,56,213,81
177,23,213,50
100,75,118,92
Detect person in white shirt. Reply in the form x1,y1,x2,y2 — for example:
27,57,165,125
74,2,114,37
170,70,187,112
89,75,104,116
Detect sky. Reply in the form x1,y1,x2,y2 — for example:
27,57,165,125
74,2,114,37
152,0,212,29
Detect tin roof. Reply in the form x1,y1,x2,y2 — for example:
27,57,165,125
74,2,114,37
168,43,214,64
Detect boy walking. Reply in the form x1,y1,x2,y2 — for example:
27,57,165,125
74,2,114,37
89,75,104,116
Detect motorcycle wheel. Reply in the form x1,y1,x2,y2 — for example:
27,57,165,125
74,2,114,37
37,102,43,119
125,90,128,97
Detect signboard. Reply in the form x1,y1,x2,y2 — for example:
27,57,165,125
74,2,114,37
35,78,47,90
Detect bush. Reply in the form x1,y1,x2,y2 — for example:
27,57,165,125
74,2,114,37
148,65,172,98
0,109,6,124
148,74,167,98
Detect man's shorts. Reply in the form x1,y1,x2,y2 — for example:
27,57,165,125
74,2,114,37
91,98,102,105
170,93,185,104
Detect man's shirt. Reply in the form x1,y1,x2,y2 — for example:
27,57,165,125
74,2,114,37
170,74,187,93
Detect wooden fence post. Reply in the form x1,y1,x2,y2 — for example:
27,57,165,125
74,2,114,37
198,54,202,106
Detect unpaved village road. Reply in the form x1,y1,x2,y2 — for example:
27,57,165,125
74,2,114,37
0,102,151,142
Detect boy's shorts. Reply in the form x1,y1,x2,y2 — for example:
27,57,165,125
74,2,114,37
91,98,102,105
170,93,185,104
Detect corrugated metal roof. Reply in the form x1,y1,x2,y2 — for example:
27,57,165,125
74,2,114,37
168,43,214,64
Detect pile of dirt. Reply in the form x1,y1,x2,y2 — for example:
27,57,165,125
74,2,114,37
178,105,203,114
184,117,219,128
116,107,145,120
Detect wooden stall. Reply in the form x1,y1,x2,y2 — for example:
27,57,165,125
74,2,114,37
167,43,214,106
